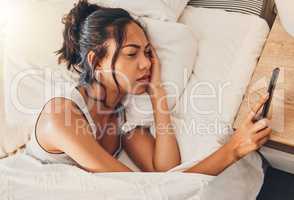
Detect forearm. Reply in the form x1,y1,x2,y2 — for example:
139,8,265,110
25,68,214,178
184,142,238,176
150,87,181,171
76,150,134,173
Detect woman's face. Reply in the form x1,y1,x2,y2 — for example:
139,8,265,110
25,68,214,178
97,21,152,95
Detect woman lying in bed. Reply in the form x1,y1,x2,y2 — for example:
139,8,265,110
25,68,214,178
25,0,272,175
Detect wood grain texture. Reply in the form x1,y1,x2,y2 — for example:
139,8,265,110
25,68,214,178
233,16,294,149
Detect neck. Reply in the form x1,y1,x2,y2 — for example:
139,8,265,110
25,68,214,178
77,83,126,122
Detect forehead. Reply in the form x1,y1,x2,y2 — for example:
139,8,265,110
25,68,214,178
123,22,149,45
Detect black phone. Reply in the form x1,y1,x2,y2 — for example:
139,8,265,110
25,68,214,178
256,67,280,121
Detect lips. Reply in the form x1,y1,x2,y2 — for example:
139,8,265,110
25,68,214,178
137,74,151,81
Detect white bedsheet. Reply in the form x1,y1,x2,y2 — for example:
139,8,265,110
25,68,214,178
0,152,214,200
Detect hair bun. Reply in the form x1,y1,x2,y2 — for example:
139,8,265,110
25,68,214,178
64,1,99,30
56,0,99,69
63,0,100,44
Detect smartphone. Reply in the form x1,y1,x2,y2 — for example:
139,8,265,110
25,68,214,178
256,67,280,121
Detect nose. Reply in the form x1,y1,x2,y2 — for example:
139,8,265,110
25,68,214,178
138,53,152,71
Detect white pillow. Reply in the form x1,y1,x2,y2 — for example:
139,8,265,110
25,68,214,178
101,0,177,21
0,14,5,73
2,1,197,156
173,6,269,162
0,33,3,71
161,0,190,20
121,17,197,134
3,1,76,127
0,77,33,158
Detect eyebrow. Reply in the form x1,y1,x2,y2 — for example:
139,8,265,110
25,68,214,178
122,43,151,49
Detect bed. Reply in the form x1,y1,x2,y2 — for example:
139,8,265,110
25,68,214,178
0,0,271,199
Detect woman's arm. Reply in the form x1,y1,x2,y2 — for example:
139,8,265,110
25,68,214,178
146,45,181,171
150,87,181,171
184,94,272,176
122,108,180,172
39,97,133,173
183,142,236,175
122,126,156,172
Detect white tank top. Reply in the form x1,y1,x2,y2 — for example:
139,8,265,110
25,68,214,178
24,84,126,166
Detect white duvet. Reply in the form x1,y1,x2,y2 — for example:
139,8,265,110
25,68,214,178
0,152,214,200
0,6,269,200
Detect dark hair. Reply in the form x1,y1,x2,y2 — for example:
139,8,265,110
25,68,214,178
56,0,148,109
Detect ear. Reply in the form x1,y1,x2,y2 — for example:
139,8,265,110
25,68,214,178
87,50,102,70
87,51,102,81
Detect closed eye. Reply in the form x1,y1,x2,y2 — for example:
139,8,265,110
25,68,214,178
127,53,137,57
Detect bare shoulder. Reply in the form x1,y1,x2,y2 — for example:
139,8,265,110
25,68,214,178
36,97,90,153
34,98,132,172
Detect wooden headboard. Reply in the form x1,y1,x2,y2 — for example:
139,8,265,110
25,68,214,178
261,0,277,28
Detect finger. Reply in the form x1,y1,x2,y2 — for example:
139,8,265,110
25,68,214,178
252,127,271,142
150,47,159,67
252,93,269,113
251,119,269,133
150,44,158,58
246,93,269,123
257,136,270,148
